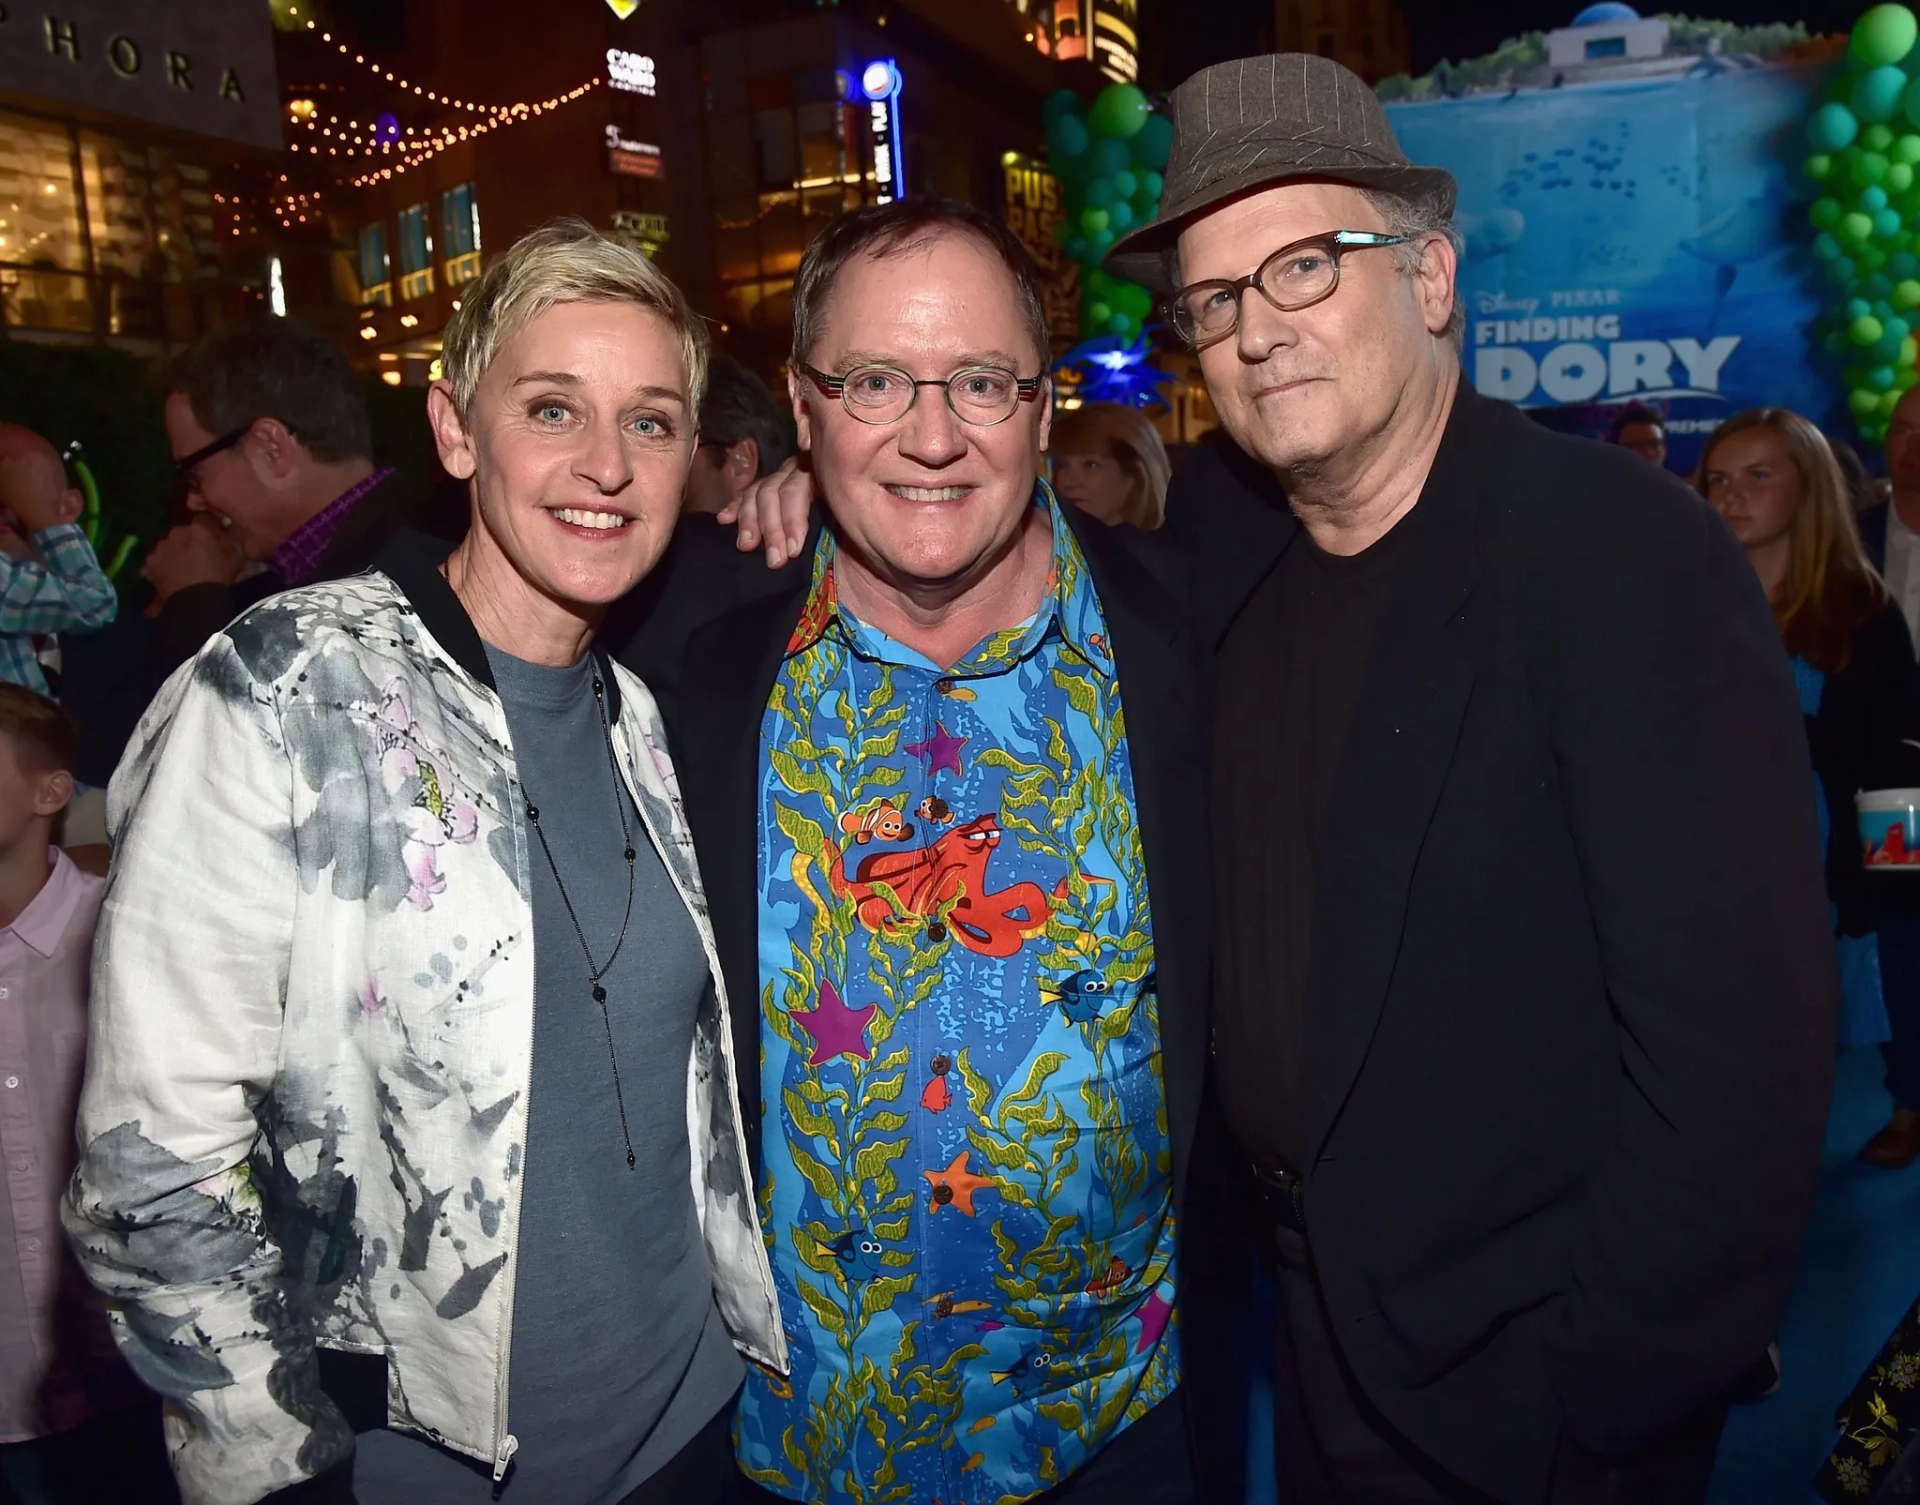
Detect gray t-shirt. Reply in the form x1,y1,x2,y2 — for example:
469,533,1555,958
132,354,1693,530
353,644,742,1504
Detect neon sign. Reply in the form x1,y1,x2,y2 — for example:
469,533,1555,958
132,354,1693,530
606,49,657,96
861,58,905,205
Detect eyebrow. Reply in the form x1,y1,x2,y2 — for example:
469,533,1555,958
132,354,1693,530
830,349,1030,372
511,371,686,406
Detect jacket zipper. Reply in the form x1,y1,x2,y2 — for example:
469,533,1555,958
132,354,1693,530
491,753,535,1481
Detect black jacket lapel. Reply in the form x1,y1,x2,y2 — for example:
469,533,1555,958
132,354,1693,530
1304,386,1491,1164
1190,435,1297,656
1063,509,1210,1204
670,583,809,1170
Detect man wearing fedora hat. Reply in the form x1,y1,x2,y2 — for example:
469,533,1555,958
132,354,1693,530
1105,52,1836,1505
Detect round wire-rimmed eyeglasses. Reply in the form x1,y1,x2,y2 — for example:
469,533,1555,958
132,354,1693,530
1168,230,1408,348
799,361,1046,427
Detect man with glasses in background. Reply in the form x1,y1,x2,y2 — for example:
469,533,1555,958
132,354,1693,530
1110,54,1835,1503
620,197,1205,1504
64,318,426,786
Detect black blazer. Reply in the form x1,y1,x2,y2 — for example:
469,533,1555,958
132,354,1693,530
1861,498,1891,573
617,508,1210,1203
1182,384,1837,1502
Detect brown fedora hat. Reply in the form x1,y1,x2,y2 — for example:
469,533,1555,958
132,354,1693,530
1106,53,1456,295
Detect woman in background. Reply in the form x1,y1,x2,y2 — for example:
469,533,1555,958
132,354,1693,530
1048,401,1169,530
1701,407,1920,1160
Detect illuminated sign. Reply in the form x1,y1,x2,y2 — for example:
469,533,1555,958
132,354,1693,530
605,0,640,17
606,48,656,96
605,126,663,179
1091,0,1139,82
860,58,905,205
612,210,670,259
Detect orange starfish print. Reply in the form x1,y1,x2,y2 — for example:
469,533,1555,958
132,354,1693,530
924,1151,995,1216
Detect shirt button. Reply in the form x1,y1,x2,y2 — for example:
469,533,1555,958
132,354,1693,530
0,988,11,999
934,678,954,695
10,1159,27,1172
2,1076,16,1090
23,1237,39,1252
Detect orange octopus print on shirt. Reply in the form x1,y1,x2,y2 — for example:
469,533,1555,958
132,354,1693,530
737,486,1179,1505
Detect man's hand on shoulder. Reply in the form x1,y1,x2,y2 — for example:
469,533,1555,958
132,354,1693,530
719,455,815,569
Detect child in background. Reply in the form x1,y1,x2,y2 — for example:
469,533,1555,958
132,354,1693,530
0,686,173,1504
0,423,117,696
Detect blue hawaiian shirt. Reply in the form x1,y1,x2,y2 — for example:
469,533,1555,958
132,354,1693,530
737,484,1179,1504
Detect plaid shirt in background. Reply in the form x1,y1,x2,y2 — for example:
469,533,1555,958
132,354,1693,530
0,523,115,696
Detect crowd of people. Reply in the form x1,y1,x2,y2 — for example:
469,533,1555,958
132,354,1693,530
0,44,1905,1505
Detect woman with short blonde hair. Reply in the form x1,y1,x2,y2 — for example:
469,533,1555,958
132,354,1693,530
1048,400,1171,530
66,219,783,1505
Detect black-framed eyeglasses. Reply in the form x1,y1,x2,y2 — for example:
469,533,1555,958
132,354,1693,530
800,361,1045,428
171,425,251,482
1168,230,1408,348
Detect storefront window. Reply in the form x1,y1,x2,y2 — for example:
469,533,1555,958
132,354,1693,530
397,202,434,300
439,182,480,286
358,221,392,306
0,109,89,333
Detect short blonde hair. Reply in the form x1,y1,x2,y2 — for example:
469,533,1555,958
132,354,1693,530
440,217,709,416
1049,401,1171,530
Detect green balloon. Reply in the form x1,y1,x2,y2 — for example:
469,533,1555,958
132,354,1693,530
1893,162,1916,192
1813,196,1844,228
1088,300,1113,326
1089,83,1151,140
1855,150,1892,186
1811,101,1861,152
1855,313,1888,344
1809,153,1835,181
1081,206,1110,235
1870,123,1898,151
1085,178,1118,209
1853,386,1884,417
1091,137,1130,177
1854,3,1920,67
1131,114,1175,170
1865,244,1893,271
1118,283,1153,316
1052,216,1073,248
1897,132,1920,163
1845,210,1877,242
1906,334,1920,364
1042,88,1084,127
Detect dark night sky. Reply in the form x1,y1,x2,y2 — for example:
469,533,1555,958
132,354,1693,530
1157,0,1867,88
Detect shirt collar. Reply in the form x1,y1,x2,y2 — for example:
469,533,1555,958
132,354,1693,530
783,480,1113,678
10,848,90,959
270,467,393,586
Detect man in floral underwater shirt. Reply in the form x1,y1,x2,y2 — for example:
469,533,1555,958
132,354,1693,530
621,198,1209,1504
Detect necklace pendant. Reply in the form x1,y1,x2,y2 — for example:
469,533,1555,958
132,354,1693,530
625,1149,636,1170
592,983,608,1004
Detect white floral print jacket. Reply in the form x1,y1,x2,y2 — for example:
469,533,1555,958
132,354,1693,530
62,537,786,1505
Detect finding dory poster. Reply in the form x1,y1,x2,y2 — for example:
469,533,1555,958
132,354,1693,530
1387,62,1827,473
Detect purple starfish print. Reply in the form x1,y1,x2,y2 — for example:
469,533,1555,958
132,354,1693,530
1136,1289,1172,1353
792,979,876,1066
905,720,967,779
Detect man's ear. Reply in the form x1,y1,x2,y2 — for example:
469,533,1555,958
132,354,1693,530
788,367,813,453
1035,377,1055,456
724,436,760,488
427,381,478,481
53,487,84,526
253,417,302,481
1416,232,1460,340
33,768,72,820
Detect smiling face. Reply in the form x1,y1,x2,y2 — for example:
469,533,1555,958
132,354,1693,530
1175,181,1455,478
430,298,693,627
791,229,1051,596
1703,425,1802,553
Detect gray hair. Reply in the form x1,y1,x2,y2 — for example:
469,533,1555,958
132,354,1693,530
1360,185,1465,350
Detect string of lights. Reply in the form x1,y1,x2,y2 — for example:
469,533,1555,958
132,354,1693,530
287,78,600,163
296,16,593,118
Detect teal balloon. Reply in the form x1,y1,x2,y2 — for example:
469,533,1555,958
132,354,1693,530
1132,114,1175,170
1869,271,1897,296
1816,231,1844,260
1042,88,1084,126
1089,83,1151,140
1106,200,1135,231
1091,137,1131,176
1879,207,1906,236
1874,363,1900,390
1851,297,1875,318
1828,329,1853,354
1067,236,1090,261
1892,250,1919,275
1089,227,1116,254
1904,78,1920,129
1855,65,1909,125
1052,114,1091,159
1854,3,1920,66
1085,178,1118,209
1837,255,1861,282
1810,102,1861,152
1137,169,1165,201
1112,169,1139,200
1109,312,1134,335
1864,185,1892,212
